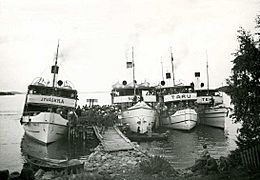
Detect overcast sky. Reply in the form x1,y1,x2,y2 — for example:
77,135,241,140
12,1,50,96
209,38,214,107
1,0,259,92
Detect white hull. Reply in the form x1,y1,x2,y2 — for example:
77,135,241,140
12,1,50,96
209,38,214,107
121,102,156,134
161,108,197,131
198,107,227,129
22,112,68,144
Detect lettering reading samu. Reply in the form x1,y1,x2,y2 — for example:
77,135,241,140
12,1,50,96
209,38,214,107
41,97,65,104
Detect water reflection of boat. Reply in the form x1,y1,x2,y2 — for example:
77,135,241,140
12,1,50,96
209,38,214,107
20,134,68,161
25,155,83,171
20,135,84,170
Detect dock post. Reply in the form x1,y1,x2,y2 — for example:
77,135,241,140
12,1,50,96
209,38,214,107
83,125,86,149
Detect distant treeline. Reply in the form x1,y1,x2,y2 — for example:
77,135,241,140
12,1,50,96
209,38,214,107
0,91,22,96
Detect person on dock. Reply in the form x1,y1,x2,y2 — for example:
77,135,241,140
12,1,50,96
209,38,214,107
100,120,105,135
76,105,82,117
201,144,210,159
190,144,209,172
137,126,140,134
147,123,152,137
204,154,218,174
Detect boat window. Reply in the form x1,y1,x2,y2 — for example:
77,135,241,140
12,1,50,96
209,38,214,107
28,85,77,99
23,104,71,119
23,104,49,116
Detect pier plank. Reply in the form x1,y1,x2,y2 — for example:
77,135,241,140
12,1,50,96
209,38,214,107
93,126,133,152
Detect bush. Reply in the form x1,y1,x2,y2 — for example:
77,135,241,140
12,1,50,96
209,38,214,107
227,149,242,168
139,155,177,176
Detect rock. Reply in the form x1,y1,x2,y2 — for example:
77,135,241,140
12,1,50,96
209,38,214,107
0,169,9,180
152,173,159,178
68,159,82,166
101,155,107,161
9,171,20,180
34,169,45,179
127,160,138,166
41,171,57,180
95,154,102,161
85,167,97,172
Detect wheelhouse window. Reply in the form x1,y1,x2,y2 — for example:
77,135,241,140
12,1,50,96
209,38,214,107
28,85,77,99
23,104,73,119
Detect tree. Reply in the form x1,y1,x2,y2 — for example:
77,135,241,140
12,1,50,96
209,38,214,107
227,16,260,149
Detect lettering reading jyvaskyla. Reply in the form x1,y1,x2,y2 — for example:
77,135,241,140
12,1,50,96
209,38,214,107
41,97,65,104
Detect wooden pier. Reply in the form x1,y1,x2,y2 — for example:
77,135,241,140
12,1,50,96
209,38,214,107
68,122,134,152
93,126,134,152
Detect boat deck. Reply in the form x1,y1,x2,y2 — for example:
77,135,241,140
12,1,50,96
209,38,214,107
93,126,134,152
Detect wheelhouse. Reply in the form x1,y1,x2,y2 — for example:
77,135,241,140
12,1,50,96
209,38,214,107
23,85,78,118
158,85,197,115
111,85,157,110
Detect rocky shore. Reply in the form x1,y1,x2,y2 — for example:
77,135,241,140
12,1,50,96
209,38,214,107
1,143,259,180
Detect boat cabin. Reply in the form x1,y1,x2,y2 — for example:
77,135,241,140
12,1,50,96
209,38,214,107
23,84,78,119
196,89,223,105
157,85,197,115
111,82,156,110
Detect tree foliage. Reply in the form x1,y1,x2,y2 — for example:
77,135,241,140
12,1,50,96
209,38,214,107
227,16,260,149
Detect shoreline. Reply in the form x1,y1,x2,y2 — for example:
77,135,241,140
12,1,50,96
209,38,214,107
1,143,259,180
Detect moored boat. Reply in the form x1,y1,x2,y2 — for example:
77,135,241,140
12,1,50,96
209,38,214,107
196,88,227,129
111,81,157,134
20,42,78,144
158,85,198,130
194,52,227,129
111,47,157,134
156,48,197,131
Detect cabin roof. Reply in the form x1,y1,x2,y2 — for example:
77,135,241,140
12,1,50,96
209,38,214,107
28,84,77,93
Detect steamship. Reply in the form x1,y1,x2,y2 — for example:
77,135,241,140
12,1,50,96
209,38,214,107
111,47,157,134
20,42,78,144
196,88,227,129
158,85,198,130
111,81,157,134
194,54,227,129
157,48,197,131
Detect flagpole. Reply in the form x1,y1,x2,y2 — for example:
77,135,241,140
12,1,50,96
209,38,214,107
170,47,175,86
206,50,209,95
161,57,164,81
132,46,136,96
52,40,60,87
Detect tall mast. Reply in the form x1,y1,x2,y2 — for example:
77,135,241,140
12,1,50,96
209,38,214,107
52,40,60,87
206,50,209,94
132,46,136,96
170,47,175,86
161,57,164,81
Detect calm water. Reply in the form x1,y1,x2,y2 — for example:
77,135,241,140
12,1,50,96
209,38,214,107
0,93,240,172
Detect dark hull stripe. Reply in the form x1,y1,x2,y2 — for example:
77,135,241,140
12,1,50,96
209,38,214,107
200,116,225,119
200,111,226,115
24,122,67,127
127,107,153,111
163,119,197,125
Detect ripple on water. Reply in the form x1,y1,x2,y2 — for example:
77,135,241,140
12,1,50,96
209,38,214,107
140,123,238,169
